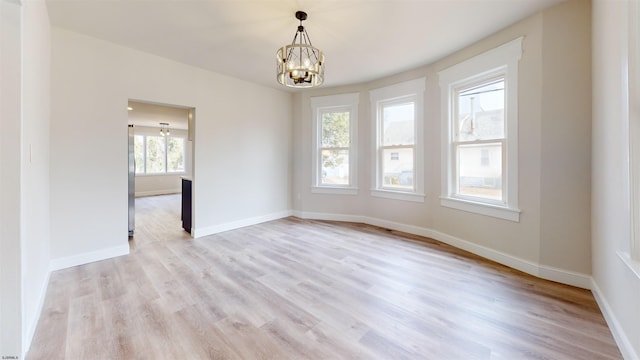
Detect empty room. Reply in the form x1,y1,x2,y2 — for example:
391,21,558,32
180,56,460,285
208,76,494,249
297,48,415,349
1,0,639,358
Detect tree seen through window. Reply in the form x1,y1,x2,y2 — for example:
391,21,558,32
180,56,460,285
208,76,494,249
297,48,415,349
320,111,350,185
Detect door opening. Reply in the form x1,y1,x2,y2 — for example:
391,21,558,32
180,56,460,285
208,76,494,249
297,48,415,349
127,100,195,238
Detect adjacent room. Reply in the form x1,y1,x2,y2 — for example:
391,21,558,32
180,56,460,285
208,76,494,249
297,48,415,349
2,0,639,358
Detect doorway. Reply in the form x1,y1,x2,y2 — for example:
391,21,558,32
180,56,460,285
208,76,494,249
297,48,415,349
127,100,195,238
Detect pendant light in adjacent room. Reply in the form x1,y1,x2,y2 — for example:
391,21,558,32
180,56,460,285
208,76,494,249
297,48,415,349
159,122,170,136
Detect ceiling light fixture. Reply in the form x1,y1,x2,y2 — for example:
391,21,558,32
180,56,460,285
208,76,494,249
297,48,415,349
159,122,170,136
276,11,324,88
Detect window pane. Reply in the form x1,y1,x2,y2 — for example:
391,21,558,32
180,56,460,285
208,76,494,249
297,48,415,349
383,102,414,146
382,148,413,189
457,79,504,141
134,135,145,174
167,137,185,173
146,136,166,173
321,111,350,148
457,143,502,201
321,149,349,185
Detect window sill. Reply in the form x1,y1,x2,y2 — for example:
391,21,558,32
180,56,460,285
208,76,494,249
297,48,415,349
371,189,425,203
617,251,640,280
440,196,520,222
311,187,358,196
136,172,186,177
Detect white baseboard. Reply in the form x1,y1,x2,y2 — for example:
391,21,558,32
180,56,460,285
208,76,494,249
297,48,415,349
294,210,591,289
292,210,365,223
591,280,639,360
135,189,180,197
192,210,294,238
49,243,130,271
22,269,50,358
537,264,592,289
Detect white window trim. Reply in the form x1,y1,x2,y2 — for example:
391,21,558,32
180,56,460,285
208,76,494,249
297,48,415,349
369,78,426,203
628,0,640,267
438,37,523,222
310,93,359,194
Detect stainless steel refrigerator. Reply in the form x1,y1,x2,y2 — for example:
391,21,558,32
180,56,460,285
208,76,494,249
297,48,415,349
128,124,135,236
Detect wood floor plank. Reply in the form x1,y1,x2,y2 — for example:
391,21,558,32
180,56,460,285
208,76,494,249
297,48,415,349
215,314,290,359
26,273,70,360
171,304,243,359
26,194,622,359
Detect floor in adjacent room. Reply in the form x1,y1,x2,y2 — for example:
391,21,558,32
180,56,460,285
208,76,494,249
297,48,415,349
27,194,622,359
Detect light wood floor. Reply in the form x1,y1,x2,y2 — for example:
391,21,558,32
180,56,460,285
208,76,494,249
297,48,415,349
27,194,622,359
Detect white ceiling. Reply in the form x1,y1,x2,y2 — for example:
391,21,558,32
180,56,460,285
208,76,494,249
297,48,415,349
46,0,564,90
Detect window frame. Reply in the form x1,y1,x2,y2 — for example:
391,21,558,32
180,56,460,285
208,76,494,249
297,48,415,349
134,133,187,176
369,78,425,203
439,37,523,221
628,0,640,267
310,93,359,195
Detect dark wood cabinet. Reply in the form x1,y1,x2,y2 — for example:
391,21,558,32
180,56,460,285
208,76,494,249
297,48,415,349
181,178,192,233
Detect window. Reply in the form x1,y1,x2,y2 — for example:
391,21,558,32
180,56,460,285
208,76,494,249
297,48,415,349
454,78,504,201
134,135,145,174
311,93,359,194
134,134,186,175
370,78,425,202
167,137,186,172
439,37,522,221
146,136,166,173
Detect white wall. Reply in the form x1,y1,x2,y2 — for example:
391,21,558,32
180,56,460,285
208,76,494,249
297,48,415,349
0,1,23,357
50,28,292,264
0,0,51,357
21,0,51,353
592,1,640,358
294,0,592,287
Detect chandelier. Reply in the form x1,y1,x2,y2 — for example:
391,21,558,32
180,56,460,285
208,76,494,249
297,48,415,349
276,11,324,88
